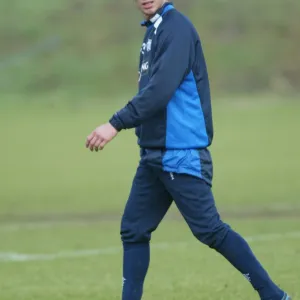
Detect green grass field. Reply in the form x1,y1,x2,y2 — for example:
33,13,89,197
0,95,299,299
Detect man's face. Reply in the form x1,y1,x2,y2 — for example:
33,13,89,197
136,0,168,20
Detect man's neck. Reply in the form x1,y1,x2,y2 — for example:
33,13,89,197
145,1,168,21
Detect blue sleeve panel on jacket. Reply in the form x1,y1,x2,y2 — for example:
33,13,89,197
109,21,194,132
165,70,209,149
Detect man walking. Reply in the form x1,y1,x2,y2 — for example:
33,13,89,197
86,1,291,299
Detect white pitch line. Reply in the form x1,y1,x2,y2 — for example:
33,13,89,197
0,231,300,263
0,221,91,232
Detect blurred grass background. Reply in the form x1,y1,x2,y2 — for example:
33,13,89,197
1,96,299,216
0,0,299,217
0,0,299,98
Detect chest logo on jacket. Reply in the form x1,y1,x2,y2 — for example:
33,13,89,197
141,62,149,72
141,39,152,55
146,39,152,52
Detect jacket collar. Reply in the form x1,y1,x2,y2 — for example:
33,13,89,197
141,2,174,27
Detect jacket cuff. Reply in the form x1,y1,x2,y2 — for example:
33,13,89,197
109,113,124,132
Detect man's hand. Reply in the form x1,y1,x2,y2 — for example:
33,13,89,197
86,123,118,152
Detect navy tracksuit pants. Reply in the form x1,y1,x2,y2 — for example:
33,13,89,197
120,152,287,300
121,157,229,248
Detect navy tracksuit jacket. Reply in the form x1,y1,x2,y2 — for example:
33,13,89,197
110,3,228,246
110,2,213,184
